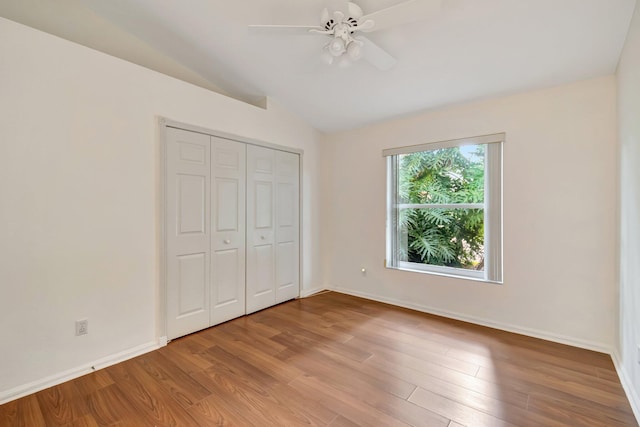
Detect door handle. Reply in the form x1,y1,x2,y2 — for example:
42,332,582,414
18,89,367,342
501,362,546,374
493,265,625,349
223,239,231,244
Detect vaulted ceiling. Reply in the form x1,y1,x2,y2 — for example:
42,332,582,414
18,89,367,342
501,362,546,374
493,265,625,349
1,0,636,132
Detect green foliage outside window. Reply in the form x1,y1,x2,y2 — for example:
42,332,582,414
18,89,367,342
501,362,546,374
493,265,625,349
397,145,485,270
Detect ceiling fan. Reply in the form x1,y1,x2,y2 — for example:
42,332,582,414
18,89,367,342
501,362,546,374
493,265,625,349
249,0,442,70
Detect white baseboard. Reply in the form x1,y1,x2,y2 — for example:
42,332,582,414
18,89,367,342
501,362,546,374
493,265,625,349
612,351,640,423
299,287,328,298
0,340,164,405
329,286,612,354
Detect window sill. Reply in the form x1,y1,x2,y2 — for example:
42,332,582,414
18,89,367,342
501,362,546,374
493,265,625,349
386,264,503,285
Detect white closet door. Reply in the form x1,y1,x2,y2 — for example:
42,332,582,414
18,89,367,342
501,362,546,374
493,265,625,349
166,128,211,340
275,150,300,303
246,145,276,313
210,137,246,325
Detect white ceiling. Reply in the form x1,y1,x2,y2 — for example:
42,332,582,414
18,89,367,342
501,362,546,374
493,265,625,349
1,0,636,133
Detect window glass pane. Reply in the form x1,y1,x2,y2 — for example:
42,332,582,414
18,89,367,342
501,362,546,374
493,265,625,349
398,145,485,204
386,136,502,282
396,208,485,271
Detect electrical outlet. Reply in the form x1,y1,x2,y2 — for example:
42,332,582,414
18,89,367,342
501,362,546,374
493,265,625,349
76,319,88,336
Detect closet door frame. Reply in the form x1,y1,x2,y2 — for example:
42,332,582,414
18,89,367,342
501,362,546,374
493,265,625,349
158,117,303,343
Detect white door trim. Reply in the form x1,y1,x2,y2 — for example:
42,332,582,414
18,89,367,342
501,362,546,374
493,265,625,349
161,117,303,155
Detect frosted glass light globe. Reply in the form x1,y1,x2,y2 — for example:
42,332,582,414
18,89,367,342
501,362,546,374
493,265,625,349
328,38,346,56
347,41,362,60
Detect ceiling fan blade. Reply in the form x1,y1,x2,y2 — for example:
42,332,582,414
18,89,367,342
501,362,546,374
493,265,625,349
248,25,323,35
359,0,442,33
326,0,350,15
359,36,397,71
355,19,375,31
348,2,364,19
321,8,330,25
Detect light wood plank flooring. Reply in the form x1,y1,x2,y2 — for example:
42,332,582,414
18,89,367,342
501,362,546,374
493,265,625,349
1,291,637,426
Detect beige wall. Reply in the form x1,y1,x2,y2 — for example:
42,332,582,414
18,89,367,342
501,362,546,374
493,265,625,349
0,17,322,401
617,0,640,417
322,76,618,350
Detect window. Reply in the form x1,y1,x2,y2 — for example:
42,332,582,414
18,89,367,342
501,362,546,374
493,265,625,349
385,133,503,283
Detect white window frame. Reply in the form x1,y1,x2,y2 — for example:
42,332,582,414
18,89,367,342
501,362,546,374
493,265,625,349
384,133,504,283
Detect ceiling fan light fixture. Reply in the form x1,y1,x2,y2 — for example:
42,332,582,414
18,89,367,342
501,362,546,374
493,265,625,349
321,46,335,64
338,56,353,68
346,40,363,60
328,37,346,56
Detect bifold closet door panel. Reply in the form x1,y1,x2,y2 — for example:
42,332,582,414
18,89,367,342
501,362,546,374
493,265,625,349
166,128,211,340
165,126,300,337
246,145,276,314
210,137,246,325
275,150,300,303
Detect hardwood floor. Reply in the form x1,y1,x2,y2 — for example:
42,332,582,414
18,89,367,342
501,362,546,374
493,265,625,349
1,291,637,426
